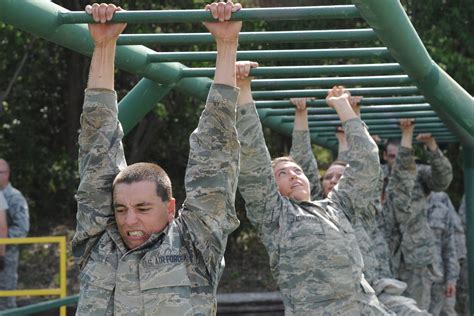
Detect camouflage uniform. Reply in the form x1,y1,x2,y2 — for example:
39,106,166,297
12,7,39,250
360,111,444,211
427,192,461,316
0,183,30,310
292,131,429,315
72,84,240,315
237,102,385,315
456,195,469,315
382,147,453,310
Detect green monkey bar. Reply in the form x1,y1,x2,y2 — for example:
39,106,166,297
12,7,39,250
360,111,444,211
0,0,473,314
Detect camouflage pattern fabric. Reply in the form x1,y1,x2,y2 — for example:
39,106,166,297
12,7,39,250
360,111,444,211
0,183,29,310
73,84,240,315
427,192,460,316
456,195,469,315
237,102,386,314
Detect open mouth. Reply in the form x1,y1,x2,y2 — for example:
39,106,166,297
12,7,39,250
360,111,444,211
127,231,145,237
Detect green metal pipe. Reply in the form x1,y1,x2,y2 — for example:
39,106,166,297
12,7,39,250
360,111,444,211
308,122,447,132
252,86,420,99
464,146,474,313
117,29,377,45
147,47,392,62
320,135,458,144
0,295,79,315
251,75,411,89
0,0,214,130
297,117,444,126
275,110,438,122
354,0,474,146
180,63,403,78
260,104,432,116
118,78,172,135
255,96,426,108
313,129,453,137
59,5,361,24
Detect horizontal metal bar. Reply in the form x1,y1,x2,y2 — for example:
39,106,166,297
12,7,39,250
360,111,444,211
251,75,411,89
147,47,392,62
59,6,361,24
255,97,426,108
259,104,432,116
319,135,458,143
117,29,377,45
0,295,79,316
304,117,445,126
0,236,65,245
0,289,62,297
313,128,453,137
309,122,447,131
181,63,403,78
252,86,420,99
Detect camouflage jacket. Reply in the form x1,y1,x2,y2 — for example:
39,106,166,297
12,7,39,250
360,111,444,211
2,183,29,239
427,192,460,284
72,84,240,316
380,147,417,275
237,103,380,314
291,131,392,285
429,191,466,260
382,147,453,268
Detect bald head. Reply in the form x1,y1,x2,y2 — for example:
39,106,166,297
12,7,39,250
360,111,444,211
0,159,10,189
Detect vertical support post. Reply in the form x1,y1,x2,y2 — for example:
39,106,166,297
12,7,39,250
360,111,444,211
59,237,67,316
465,146,474,315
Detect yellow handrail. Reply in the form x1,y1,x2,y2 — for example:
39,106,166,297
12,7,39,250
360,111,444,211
0,236,67,316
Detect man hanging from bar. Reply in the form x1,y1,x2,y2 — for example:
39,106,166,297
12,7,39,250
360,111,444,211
235,61,390,315
72,2,242,314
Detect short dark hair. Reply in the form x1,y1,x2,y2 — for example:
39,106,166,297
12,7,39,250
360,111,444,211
329,160,347,168
271,156,300,170
384,138,400,153
113,162,172,202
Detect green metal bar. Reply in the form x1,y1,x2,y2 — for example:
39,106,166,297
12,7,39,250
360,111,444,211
354,0,474,146
118,78,172,135
59,5,361,24
148,47,392,62
180,63,403,78
294,116,444,126
117,29,377,45
275,110,438,121
252,86,420,99
0,295,79,316
0,0,215,133
465,146,474,314
251,75,411,89
313,129,453,137
309,122,447,132
259,104,432,116
255,98,426,108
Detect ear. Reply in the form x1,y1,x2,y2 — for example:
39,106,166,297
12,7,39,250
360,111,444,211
167,198,176,221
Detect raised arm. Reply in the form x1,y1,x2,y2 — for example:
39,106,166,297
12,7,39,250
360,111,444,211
180,2,241,279
235,61,284,256
72,4,127,266
326,87,380,222
385,119,417,226
289,98,322,200
416,133,453,191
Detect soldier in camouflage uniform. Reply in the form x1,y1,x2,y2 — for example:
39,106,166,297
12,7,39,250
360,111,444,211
290,98,430,315
382,129,453,309
0,159,30,310
73,3,242,315
0,191,8,270
456,195,469,315
426,192,461,315
235,61,387,315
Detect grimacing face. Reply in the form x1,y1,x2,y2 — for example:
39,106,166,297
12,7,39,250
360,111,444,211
273,161,311,202
113,180,175,249
383,143,399,170
322,164,346,197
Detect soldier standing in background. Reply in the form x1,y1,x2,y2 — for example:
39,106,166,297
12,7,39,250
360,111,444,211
456,195,469,315
382,131,453,310
73,3,242,314
0,159,30,310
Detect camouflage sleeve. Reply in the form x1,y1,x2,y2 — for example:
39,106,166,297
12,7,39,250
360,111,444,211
289,130,322,200
7,192,29,238
337,150,349,162
386,146,417,226
443,213,460,284
72,89,127,266
236,101,283,263
328,118,380,223
419,148,453,192
459,194,466,229
181,84,240,278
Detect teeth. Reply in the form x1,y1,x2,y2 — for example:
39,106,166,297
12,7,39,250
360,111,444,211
128,231,144,237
